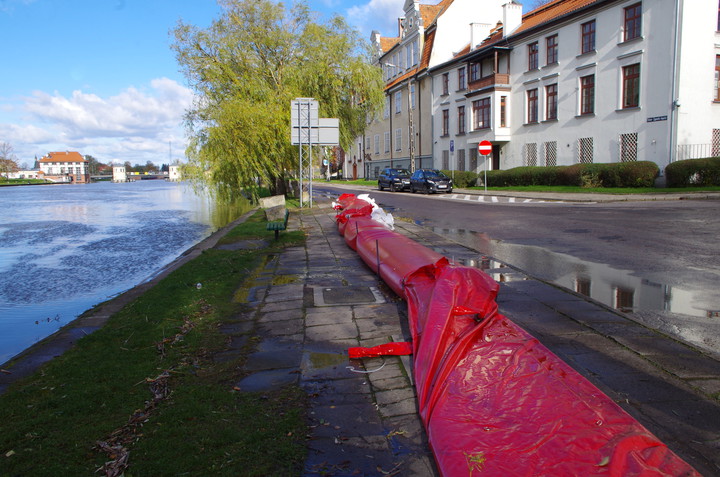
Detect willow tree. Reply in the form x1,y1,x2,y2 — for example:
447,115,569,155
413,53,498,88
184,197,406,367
171,0,384,202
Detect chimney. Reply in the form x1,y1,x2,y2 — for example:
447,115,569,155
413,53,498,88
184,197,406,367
470,23,492,51
502,1,522,38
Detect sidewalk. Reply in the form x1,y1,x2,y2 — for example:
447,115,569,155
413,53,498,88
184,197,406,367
234,199,438,476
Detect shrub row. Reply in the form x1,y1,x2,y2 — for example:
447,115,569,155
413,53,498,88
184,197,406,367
665,157,720,187
478,161,660,188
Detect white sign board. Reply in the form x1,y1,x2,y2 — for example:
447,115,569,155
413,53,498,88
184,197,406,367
290,99,319,128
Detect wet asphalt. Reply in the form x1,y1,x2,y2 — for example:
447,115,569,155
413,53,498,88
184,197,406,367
2,189,719,476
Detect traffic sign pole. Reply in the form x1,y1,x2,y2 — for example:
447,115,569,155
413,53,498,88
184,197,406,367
478,140,492,193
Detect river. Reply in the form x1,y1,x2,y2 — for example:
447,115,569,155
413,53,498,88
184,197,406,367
0,180,247,365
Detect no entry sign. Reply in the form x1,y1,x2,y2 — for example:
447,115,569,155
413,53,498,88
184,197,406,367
478,140,492,155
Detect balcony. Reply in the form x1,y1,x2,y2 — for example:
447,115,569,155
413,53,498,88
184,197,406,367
468,73,510,92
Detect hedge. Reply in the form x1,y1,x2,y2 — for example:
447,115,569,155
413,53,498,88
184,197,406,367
440,170,477,188
484,162,659,188
665,157,720,187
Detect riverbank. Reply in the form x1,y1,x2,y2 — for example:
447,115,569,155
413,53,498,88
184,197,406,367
0,209,312,475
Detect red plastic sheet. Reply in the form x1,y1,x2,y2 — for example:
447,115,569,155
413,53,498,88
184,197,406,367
335,194,699,477
348,342,413,359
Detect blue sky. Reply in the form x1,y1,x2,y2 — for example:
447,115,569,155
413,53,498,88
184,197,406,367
0,0,405,167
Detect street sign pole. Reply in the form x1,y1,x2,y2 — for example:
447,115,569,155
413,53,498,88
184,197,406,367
478,140,492,194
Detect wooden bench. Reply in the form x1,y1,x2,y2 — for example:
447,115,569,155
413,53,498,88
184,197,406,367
266,209,289,239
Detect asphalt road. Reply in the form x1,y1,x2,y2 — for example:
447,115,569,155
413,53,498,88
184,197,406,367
315,184,720,359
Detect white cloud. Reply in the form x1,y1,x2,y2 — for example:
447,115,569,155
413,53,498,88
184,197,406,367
346,0,404,38
0,78,193,165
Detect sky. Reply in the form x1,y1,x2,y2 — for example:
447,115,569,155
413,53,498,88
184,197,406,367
0,0,406,167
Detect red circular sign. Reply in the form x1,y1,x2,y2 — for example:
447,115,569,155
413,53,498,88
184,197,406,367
478,140,492,155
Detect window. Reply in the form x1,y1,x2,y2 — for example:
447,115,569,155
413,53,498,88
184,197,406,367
624,3,642,42
622,63,640,109
470,63,480,82
395,128,402,151
524,143,538,166
544,141,557,167
546,34,558,65
715,55,720,101
412,40,419,66
384,96,390,118
406,45,412,70
442,73,449,95
527,89,538,123
500,96,507,127
458,67,466,91
442,150,450,169
546,84,558,120
374,135,380,155
472,98,491,130
442,109,449,136
580,75,595,115
410,83,416,109
395,90,402,114
457,106,466,134
528,42,539,70
620,132,638,162
581,20,595,54
384,132,390,153
578,137,594,163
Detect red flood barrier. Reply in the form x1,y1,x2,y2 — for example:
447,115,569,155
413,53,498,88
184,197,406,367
334,194,699,477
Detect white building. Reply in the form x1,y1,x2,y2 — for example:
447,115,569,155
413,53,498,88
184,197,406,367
168,165,182,182
112,166,127,183
38,151,89,183
436,0,720,174
368,0,720,177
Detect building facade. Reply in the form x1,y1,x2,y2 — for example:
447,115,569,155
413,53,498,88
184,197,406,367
361,0,720,178
38,151,90,183
358,0,516,179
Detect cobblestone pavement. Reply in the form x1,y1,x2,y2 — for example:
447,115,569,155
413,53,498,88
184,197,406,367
233,201,437,477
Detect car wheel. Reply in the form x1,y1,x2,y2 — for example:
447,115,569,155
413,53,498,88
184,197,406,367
378,183,383,191
390,183,396,192
446,189,453,194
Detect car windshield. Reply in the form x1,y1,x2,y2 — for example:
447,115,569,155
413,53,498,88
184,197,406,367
425,170,447,178
395,169,410,176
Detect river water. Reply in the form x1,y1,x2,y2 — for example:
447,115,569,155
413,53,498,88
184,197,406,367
0,180,246,365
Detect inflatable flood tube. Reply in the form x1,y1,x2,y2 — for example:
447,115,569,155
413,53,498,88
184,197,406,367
334,194,699,477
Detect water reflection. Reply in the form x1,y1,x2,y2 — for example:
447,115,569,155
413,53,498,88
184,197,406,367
0,180,249,364
431,227,720,320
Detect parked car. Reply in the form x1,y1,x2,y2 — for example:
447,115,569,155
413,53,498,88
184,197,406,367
378,168,411,192
410,169,453,193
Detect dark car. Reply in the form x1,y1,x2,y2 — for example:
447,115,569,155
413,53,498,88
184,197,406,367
410,169,453,194
378,168,411,192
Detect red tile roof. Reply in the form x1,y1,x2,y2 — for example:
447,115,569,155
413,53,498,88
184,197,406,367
380,37,400,53
40,151,87,163
512,0,600,36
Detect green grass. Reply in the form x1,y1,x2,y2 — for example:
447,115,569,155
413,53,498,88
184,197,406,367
0,178,51,186
0,210,307,476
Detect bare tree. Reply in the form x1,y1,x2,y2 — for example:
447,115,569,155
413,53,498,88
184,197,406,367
0,142,19,179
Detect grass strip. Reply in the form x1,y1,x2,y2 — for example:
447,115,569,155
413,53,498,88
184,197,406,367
0,210,307,476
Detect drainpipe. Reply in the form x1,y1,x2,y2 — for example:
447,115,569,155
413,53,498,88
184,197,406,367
668,0,683,169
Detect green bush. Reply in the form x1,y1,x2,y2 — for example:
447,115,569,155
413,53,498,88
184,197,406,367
485,162,659,188
665,157,720,187
440,170,477,188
